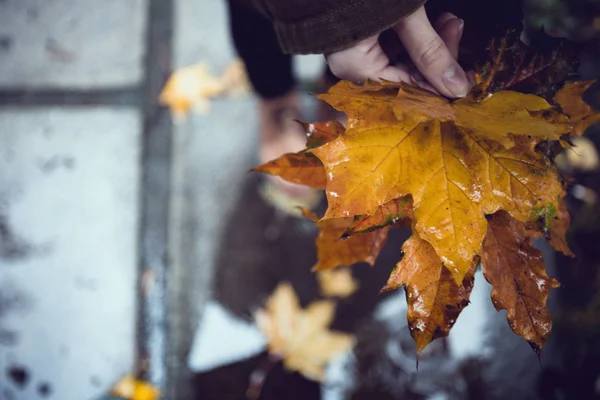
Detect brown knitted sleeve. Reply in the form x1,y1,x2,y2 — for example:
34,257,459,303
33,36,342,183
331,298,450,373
250,0,426,54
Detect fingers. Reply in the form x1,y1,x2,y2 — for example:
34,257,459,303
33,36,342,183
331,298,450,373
376,64,412,82
394,7,470,98
326,35,412,83
434,13,464,60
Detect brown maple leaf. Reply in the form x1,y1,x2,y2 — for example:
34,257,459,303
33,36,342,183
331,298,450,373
481,211,560,355
255,283,355,381
473,30,578,99
311,80,566,283
382,233,476,352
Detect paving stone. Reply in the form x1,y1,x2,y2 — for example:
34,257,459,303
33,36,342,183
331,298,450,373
0,107,141,400
0,0,147,89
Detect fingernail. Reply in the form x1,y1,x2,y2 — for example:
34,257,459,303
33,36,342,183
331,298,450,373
442,65,470,97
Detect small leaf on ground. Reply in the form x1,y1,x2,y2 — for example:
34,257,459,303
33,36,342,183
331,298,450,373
255,283,355,381
317,268,359,298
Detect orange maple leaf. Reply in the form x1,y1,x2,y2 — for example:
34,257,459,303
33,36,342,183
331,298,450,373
254,68,591,353
253,121,344,189
301,208,389,272
311,81,566,283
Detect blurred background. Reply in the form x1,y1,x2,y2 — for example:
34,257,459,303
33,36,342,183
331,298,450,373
0,0,599,399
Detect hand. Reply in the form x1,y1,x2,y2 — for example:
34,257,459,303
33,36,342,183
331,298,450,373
325,7,471,98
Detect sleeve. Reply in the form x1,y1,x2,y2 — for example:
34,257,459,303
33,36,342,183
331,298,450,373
251,0,427,54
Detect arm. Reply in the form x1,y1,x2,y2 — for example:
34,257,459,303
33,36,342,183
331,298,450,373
252,0,471,98
251,0,426,54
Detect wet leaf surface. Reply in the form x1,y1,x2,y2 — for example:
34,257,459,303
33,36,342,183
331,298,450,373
482,211,560,355
382,233,476,352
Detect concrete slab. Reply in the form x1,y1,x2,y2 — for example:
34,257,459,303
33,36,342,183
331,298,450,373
167,96,258,397
0,108,141,400
0,0,147,89
169,0,324,395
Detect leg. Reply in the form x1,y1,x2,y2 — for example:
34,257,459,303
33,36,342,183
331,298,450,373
226,0,295,100
226,0,309,195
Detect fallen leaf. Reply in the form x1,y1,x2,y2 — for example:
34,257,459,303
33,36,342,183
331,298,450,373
159,60,249,119
255,283,355,381
110,375,160,400
220,59,250,97
159,63,223,119
311,81,564,283
381,233,475,352
481,211,560,355
554,81,600,137
317,268,359,298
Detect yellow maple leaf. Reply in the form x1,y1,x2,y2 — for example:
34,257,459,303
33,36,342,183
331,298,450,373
317,268,359,298
310,81,565,283
159,60,249,120
255,283,355,381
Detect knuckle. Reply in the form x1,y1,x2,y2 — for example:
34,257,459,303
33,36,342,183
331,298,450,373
417,37,446,68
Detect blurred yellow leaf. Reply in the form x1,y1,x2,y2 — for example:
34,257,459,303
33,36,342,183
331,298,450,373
110,375,160,400
255,283,355,381
159,60,249,120
317,268,358,298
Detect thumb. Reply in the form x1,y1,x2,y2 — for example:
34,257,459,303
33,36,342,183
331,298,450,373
394,7,470,98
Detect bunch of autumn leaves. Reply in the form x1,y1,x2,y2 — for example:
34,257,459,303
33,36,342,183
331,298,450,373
255,77,600,356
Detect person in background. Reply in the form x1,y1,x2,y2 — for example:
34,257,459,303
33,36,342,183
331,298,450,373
226,0,470,200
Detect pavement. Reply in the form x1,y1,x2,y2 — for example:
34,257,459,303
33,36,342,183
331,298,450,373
0,0,321,399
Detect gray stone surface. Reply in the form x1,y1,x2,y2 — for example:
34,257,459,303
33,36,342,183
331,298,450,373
0,108,141,400
0,0,147,89
167,97,258,397
168,1,325,395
